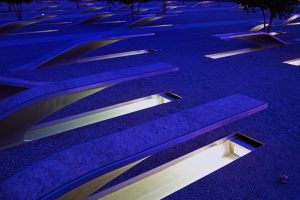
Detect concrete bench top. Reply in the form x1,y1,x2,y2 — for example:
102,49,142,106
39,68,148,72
0,94,267,199
0,62,177,120
10,33,155,71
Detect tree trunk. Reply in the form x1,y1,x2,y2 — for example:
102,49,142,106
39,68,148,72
261,8,266,32
12,3,22,21
162,0,166,13
137,0,141,15
130,3,134,18
267,12,274,33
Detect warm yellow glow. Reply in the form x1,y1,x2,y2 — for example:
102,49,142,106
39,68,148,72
90,135,257,200
76,49,155,63
284,58,300,66
284,14,300,24
250,24,269,32
10,29,58,35
205,48,260,59
25,93,177,141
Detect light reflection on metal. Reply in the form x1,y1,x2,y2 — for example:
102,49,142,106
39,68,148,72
90,134,262,200
78,13,115,25
287,22,300,26
250,23,269,32
80,6,104,14
192,1,216,7
76,49,158,63
0,20,39,34
31,14,57,20
94,21,126,24
205,48,260,59
39,21,72,25
10,29,59,35
284,58,300,66
206,32,285,59
283,14,300,25
129,16,165,28
141,24,173,28
25,92,180,141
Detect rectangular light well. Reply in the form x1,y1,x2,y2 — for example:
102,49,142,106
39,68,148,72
92,133,262,200
25,92,180,141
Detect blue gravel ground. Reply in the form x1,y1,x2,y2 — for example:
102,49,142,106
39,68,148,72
0,1,300,199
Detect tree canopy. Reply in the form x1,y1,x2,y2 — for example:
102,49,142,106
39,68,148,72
0,0,34,20
235,0,299,32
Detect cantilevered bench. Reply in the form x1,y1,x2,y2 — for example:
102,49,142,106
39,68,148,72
77,12,115,25
222,32,286,46
157,5,184,14
0,94,267,199
80,6,105,14
128,16,166,28
283,13,300,25
36,4,58,11
206,32,286,59
10,33,155,71
30,14,58,20
192,1,217,8
0,62,178,148
0,20,40,34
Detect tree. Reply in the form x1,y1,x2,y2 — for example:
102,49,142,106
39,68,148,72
161,0,167,13
137,0,148,15
235,0,299,32
266,0,299,32
119,0,148,17
0,0,34,20
119,0,135,17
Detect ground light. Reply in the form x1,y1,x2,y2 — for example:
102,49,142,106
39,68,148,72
10,29,59,35
89,133,261,200
25,92,181,141
284,58,300,66
205,48,260,59
76,49,159,64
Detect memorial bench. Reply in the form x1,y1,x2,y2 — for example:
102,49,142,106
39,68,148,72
283,13,300,25
0,94,268,199
206,32,286,59
128,16,167,28
10,33,155,71
77,12,115,25
0,20,40,34
0,62,178,148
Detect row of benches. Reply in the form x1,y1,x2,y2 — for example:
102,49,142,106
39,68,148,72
0,60,268,199
0,1,272,199
0,1,182,34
